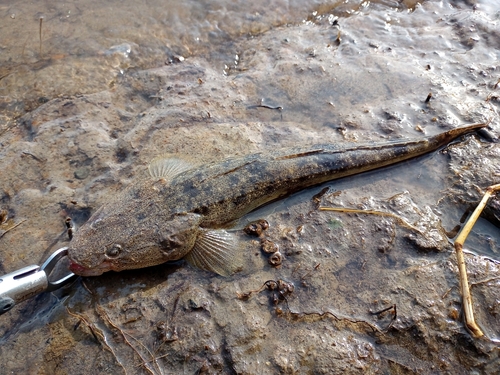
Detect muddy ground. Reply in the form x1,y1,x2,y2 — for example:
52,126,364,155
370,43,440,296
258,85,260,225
1,0,500,374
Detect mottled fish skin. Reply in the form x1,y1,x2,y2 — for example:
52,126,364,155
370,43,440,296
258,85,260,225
67,123,485,276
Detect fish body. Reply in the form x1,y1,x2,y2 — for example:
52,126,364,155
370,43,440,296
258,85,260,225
68,123,485,276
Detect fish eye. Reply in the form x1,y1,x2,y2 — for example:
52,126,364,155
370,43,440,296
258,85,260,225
105,244,122,258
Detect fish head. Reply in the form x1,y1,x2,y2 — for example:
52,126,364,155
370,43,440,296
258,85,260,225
67,200,202,276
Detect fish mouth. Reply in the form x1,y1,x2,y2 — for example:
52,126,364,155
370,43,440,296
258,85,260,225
69,261,109,276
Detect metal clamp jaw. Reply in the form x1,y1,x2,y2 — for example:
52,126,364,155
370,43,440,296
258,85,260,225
0,247,77,315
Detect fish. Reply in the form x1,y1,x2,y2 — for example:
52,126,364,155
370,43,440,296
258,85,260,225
67,123,486,277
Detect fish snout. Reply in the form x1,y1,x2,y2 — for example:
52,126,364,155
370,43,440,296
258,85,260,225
68,261,106,276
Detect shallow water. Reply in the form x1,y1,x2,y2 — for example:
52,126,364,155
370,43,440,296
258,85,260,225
1,0,500,373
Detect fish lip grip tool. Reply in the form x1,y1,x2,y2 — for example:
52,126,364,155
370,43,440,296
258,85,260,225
0,247,77,315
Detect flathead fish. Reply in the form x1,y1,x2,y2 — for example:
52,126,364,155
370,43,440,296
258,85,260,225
68,123,485,276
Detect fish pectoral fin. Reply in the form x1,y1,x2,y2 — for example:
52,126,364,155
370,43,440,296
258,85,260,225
148,154,195,179
184,229,242,277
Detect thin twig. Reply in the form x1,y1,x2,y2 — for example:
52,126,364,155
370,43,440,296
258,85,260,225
66,307,103,344
277,301,383,333
0,219,27,238
470,276,500,286
96,304,161,375
39,17,43,59
65,307,129,374
319,206,423,234
454,183,500,337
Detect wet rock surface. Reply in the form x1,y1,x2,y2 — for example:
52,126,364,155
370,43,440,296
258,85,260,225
1,0,500,374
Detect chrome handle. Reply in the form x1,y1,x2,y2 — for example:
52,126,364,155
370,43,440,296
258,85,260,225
0,247,77,315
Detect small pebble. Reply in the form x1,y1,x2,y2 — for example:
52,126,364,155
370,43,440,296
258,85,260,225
244,219,269,236
261,238,279,254
74,167,90,180
269,251,283,267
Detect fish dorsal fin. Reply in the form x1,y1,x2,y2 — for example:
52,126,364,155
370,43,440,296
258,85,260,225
148,154,194,179
184,230,242,277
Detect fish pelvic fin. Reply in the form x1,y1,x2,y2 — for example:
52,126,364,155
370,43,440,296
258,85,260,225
148,154,195,179
185,229,242,277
